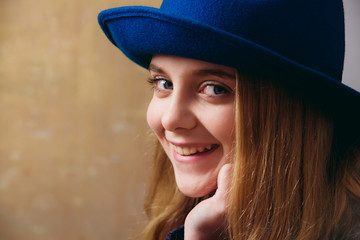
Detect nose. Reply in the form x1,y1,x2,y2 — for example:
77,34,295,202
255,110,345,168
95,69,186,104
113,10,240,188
161,92,197,131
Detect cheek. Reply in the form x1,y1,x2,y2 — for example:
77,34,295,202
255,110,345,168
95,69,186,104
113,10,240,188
203,106,235,145
146,99,162,134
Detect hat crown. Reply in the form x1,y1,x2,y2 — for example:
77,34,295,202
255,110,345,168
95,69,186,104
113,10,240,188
160,0,345,81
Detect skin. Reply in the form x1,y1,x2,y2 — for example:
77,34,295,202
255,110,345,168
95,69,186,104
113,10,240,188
184,163,233,240
147,54,236,197
147,55,235,239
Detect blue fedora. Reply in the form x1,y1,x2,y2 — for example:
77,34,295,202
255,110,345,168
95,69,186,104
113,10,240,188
98,0,360,123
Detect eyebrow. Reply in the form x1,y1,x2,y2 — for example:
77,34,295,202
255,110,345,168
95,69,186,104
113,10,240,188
194,69,236,79
148,64,165,74
148,64,236,80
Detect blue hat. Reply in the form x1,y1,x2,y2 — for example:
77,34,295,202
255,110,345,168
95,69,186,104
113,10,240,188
98,0,360,124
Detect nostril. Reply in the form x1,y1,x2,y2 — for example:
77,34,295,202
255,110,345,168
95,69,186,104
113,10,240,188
161,101,198,131
162,110,198,131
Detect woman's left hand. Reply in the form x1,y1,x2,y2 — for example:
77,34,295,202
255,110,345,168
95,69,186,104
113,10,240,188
184,163,232,240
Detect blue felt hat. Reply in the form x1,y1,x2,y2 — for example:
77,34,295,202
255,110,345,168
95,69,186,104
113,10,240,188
98,0,360,124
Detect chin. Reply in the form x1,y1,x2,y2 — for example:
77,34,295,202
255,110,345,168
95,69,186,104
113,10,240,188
175,176,217,198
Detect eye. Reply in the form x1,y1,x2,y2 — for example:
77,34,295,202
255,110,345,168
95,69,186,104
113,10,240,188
200,84,230,96
147,78,173,91
157,79,173,90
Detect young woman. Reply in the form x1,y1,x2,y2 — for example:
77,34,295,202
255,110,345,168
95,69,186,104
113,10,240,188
98,0,360,239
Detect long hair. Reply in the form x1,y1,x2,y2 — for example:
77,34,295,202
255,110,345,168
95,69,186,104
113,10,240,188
229,72,360,239
142,71,360,239
142,142,200,240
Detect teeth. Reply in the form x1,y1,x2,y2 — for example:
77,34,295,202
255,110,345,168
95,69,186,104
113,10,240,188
177,146,184,155
183,147,190,155
197,146,205,152
173,144,214,156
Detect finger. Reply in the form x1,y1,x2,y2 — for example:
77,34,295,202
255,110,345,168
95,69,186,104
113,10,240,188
214,163,233,201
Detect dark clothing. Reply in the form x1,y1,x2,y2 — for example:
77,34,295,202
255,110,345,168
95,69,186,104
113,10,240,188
345,199,360,239
165,225,184,240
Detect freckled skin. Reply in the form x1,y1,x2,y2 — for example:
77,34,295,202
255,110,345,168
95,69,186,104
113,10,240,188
147,55,236,198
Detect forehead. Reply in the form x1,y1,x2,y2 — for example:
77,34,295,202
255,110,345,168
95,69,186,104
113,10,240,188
149,55,236,79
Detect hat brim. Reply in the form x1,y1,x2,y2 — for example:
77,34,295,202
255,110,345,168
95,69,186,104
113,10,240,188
98,6,360,125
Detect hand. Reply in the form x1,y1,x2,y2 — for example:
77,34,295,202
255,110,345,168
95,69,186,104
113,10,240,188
184,164,232,240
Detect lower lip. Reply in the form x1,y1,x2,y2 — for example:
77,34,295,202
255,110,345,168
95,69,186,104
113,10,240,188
172,145,219,163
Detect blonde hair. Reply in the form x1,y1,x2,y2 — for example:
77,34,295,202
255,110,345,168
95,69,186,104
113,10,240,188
142,71,360,240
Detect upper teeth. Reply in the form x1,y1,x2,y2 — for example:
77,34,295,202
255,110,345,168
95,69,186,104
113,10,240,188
172,144,213,156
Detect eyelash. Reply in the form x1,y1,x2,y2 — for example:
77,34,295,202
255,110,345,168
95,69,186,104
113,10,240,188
147,77,172,90
147,78,157,90
147,78,159,85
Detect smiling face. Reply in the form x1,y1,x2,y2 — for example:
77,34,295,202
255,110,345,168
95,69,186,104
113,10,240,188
147,55,236,198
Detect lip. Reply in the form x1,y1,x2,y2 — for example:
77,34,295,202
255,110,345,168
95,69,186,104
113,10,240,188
170,143,219,163
168,141,216,148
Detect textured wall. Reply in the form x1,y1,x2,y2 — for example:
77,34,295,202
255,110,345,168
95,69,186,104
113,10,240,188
0,0,161,239
343,0,360,91
0,0,358,240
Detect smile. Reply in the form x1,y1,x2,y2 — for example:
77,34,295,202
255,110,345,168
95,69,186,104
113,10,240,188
171,144,218,156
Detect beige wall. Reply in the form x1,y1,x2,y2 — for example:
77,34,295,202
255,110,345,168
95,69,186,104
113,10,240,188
0,0,358,240
0,0,161,239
